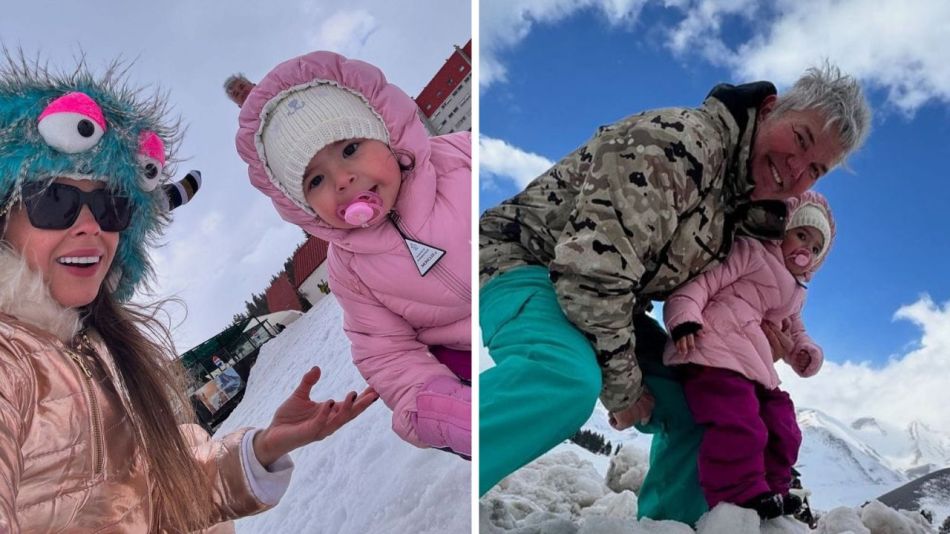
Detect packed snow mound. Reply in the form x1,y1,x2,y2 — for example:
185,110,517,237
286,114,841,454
214,296,470,533
606,446,649,494
479,441,939,533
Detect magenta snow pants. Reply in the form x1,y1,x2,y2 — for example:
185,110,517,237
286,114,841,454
430,346,471,382
680,365,802,507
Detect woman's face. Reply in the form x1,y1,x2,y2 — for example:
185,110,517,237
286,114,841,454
302,139,402,229
4,177,119,308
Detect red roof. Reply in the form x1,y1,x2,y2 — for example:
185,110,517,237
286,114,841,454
415,39,472,118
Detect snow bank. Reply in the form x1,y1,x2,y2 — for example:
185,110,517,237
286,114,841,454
480,441,939,533
214,296,470,533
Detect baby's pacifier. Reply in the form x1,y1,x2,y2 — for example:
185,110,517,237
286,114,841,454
791,250,812,267
338,191,383,227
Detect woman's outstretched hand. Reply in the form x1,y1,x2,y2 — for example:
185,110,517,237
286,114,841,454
253,366,378,466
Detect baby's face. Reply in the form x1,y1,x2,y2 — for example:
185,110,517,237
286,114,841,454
781,225,824,276
301,139,402,229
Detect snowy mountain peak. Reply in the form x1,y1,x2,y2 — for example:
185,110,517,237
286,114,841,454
905,420,950,476
852,416,887,435
796,407,906,506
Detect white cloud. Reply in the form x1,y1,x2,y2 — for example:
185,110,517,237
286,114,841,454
479,135,554,188
730,0,950,113
666,0,759,63
781,294,950,436
308,9,380,57
480,0,648,88
482,0,950,113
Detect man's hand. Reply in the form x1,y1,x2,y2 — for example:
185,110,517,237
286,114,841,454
253,366,378,466
763,320,794,362
609,388,655,430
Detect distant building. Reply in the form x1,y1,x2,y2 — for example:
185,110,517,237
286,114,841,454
180,317,280,431
292,236,331,306
242,310,304,338
265,272,301,313
415,40,472,135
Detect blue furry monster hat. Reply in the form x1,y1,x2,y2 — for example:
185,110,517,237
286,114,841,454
0,52,181,301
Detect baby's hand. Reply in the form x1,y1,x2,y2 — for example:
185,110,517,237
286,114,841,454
793,350,812,374
609,388,655,430
675,334,697,355
669,322,703,355
793,344,823,377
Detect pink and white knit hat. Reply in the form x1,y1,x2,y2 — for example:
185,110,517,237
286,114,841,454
256,82,389,213
785,191,836,278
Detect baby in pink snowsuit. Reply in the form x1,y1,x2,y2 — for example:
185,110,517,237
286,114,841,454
236,52,471,458
662,191,834,518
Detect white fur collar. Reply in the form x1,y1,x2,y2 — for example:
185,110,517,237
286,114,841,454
0,246,81,342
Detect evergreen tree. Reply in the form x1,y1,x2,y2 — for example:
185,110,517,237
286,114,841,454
569,429,613,457
938,515,950,534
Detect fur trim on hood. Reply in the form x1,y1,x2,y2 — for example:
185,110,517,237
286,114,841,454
0,244,81,342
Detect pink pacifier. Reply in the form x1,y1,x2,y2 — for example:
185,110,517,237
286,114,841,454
338,191,383,227
791,250,812,267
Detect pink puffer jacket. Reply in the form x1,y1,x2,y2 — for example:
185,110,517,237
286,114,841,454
236,52,471,447
662,237,822,389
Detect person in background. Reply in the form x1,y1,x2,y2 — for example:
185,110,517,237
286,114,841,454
224,73,255,107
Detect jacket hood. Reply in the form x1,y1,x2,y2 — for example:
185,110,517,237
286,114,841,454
236,51,435,247
0,244,80,342
703,81,777,204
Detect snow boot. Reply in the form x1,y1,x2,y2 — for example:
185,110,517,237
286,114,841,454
789,467,818,528
782,493,803,515
413,375,471,459
742,493,785,520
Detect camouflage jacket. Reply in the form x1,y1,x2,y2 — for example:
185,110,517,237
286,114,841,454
479,82,779,412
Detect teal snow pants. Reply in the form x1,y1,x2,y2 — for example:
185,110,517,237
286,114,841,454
479,266,602,496
632,313,708,526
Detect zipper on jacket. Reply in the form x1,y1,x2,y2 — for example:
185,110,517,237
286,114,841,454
389,211,470,303
68,336,105,476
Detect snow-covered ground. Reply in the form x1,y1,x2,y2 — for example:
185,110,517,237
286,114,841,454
479,403,946,532
480,445,938,533
214,296,471,533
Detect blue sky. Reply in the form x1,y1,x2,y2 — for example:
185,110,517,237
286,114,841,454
479,1,950,432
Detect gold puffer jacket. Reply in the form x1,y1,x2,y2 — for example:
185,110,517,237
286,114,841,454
0,251,270,532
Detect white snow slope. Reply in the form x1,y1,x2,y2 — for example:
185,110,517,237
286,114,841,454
214,296,471,533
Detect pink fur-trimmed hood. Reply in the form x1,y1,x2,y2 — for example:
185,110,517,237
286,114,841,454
235,51,435,251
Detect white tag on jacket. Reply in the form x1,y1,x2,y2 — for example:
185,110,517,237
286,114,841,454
404,238,445,276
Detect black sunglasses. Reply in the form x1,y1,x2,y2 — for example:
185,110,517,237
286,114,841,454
19,182,133,232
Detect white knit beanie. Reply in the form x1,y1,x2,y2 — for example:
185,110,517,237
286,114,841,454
787,203,832,262
258,82,389,211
